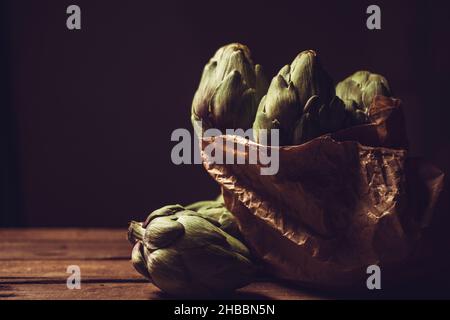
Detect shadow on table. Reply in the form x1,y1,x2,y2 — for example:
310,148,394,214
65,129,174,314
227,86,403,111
151,271,450,300
272,272,450,300
153,290,274,300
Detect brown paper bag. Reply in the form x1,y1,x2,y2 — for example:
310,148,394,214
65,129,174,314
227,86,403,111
200,96,445,288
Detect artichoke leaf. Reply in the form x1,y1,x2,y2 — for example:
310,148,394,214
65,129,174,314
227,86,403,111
144,217,185,251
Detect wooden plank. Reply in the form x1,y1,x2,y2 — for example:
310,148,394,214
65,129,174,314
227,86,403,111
0,241,130,260
0,259,323,299
0,229,128,241
0,229,130,260
0,260,141,282
0,282,162,300
0,281,323,300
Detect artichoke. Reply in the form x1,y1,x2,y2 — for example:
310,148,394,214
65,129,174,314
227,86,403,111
286,50,335,108
253,50,342,145
191,43,268,133
128,204,256,297
336,70,391,125
292,95,347,145
185,200,241,240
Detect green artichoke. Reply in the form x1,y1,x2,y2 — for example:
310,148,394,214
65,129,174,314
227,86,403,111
292,94,348,145
128,204,256,297
185,200,241,240
191,43,268,133
253,50,342,145
336,70,391,125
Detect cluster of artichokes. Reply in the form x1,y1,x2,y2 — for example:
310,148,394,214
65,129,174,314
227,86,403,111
192,43,391,145
129,43,393,296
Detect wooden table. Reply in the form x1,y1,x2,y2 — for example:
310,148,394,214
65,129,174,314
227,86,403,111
0,228,327,300
2,229,449,300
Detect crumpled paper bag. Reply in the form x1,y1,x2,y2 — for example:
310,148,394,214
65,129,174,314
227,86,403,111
199,96,445,288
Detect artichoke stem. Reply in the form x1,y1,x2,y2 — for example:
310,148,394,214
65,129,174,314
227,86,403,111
128,221,145,243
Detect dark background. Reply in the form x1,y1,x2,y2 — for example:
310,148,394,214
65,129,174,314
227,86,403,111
1,0,449,227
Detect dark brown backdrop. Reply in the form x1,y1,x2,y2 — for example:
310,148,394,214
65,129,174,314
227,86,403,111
1,0,450,227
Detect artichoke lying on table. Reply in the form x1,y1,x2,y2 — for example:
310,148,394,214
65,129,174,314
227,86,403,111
127,203,256,296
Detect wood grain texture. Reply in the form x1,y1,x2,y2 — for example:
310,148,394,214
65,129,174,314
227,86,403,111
0,229,129,260
0,228,324,300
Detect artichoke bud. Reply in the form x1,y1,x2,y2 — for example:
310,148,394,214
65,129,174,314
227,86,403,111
128,204,256,297
336,70,391,114
253,74,300,145
290,50,335,108
191,43,268,133
253,50,334,146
